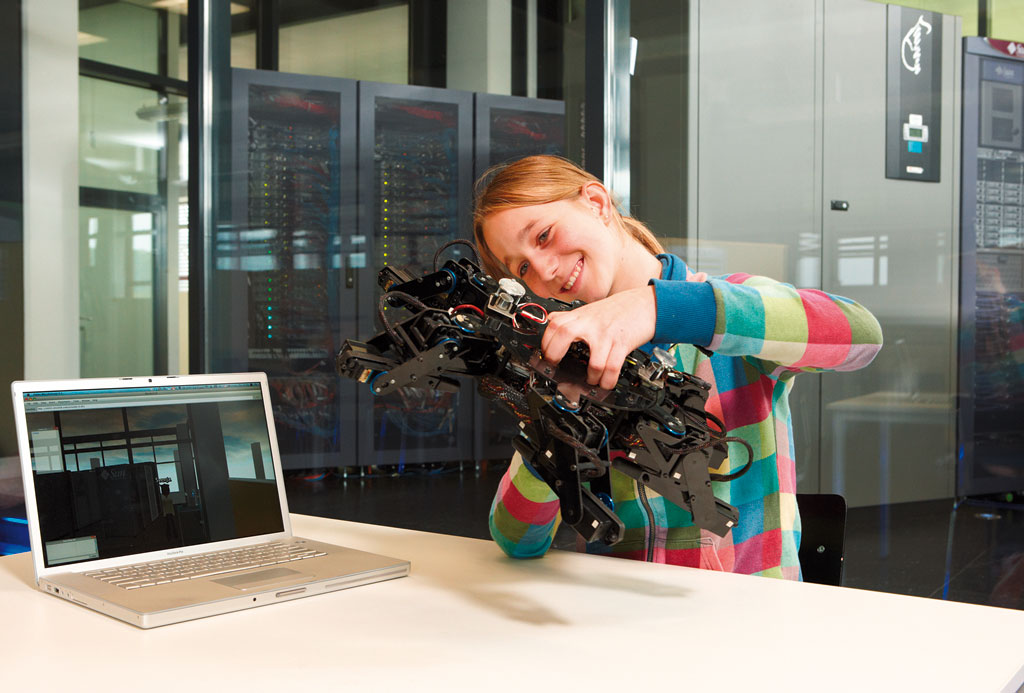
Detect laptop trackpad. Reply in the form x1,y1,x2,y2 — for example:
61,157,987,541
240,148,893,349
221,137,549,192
214,567,308,591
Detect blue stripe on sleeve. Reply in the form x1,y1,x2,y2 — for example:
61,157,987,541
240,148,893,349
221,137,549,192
649,278,716,347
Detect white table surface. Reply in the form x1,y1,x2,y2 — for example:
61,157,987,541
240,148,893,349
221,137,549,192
1,513,1023,692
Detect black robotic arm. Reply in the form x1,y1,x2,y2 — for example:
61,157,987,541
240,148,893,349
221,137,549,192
336,253,751,545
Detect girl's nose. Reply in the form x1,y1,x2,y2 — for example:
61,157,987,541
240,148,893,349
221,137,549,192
522,251,558,296
539,253,558,283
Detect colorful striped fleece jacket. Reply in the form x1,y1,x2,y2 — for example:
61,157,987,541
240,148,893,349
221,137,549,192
488,253,883,579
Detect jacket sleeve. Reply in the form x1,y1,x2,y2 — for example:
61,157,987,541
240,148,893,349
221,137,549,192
651,272,883,378
488,452,561,558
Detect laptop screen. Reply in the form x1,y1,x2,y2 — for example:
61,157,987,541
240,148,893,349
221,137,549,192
21,381,285,568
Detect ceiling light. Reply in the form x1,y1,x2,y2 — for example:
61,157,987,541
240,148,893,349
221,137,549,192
78,31,107,46
150,0,250,15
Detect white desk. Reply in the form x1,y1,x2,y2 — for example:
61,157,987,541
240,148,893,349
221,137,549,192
1,514,1023,692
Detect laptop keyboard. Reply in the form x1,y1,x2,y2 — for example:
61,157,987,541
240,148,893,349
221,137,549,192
83,542,327,590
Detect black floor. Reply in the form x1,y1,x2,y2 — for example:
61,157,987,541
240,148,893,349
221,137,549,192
284,461,503,540
284,462,1024,610
842,496,1024,608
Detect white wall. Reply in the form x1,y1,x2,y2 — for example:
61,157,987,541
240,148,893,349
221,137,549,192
279,5,409,83
447,0,512,94
22,0,79,379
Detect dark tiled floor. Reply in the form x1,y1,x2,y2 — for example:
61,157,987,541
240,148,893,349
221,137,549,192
284,461,502,539
843,496,1024,609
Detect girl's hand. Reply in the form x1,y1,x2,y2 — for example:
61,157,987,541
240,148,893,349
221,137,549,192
540,285,657,390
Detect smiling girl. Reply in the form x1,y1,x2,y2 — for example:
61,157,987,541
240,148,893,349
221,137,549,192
474,155,882,579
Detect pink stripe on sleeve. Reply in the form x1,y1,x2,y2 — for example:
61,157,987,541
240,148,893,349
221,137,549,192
791,290,851,368
499,475,561,525
724,272,753,285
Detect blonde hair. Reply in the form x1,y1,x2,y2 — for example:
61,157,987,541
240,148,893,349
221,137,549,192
472,155,664,279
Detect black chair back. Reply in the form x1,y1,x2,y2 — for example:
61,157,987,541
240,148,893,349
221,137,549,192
796,493,847,586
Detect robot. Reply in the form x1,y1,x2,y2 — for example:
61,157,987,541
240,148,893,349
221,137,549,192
336,242,751,546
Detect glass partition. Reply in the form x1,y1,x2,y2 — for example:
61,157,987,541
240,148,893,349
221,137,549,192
79,206,156,376
77,2,189,378
186,0,1024,611
79,1,160,74
79,78,162,195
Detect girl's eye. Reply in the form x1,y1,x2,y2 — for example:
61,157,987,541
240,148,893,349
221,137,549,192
517,228,549,277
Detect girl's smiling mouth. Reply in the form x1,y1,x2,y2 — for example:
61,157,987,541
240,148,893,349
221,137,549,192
561,258,583,292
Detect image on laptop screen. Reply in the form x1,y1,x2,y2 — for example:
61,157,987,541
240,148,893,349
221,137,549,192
22,382,285,568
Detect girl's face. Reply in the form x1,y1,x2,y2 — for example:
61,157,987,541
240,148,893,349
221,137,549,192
480,190,624,304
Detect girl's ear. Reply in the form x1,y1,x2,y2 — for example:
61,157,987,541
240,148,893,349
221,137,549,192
579,181,613,221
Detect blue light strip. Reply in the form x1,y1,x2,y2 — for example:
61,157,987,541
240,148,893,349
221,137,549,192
1,517,28,525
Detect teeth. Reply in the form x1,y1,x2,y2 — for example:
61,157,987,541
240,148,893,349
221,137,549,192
563,259,582,291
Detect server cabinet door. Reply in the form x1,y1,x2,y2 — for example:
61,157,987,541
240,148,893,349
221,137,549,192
959,38,1024,496
472,93,566,461
473,93,567,175
690,0,823,494
821,1,959,505
355,81,475,467
215,68,358,471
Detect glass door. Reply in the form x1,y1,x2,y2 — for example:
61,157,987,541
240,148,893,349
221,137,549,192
78,0,189,377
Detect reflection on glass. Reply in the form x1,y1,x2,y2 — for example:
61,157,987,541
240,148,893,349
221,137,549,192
229,32,257,70
132,446,156,464
370,96,462,454
24,385,283,567
962,42,1024,495
80,207,154,377
488,107,565,167
837,236,889,287
79,77,162,195
214,75,350,469
162,0,251,74
219,399,275,480
78,74,188,376
373,97,459,271
79,1,158,74
102,447,130,467
973,254,1024,481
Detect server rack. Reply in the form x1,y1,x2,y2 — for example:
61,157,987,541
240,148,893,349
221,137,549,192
959,38,1024,496
473,93,567,174
472,93,566,461
218,69,358,471
356,81,476,466
218,73,567,470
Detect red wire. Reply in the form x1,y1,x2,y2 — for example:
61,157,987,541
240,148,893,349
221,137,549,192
515,303,548,325
451,304,485,317
517,302,549,321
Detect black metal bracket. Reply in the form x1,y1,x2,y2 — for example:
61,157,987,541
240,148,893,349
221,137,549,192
336,256,750,545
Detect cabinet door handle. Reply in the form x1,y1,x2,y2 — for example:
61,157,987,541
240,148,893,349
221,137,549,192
830,200,850,211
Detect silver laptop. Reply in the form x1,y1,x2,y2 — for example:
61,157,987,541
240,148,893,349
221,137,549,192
11,372,410,629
